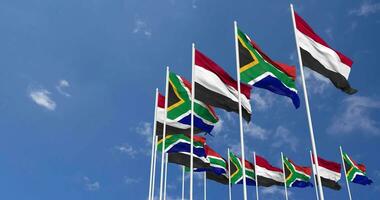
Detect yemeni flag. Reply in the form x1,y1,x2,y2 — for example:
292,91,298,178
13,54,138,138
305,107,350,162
283,155,313,188
342,152,373,185
313,156,342,190
157,134,210,169
237,28,300,108
255,154,284,187
294,11,357,94
194,49,252,122
229,151,256,185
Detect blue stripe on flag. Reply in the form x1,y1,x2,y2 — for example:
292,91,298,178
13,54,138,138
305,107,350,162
352,174,373,185
179,114,214,133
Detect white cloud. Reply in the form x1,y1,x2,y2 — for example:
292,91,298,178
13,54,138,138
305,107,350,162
29,88,56,111
133,19,152,37
56,79,71,97
261,186,292,197
244,123,269,140
114,143,138,158
349,1,380,16
328,96,380,135
136,122,153,143
124,177,141,184
301,67,330,94
212,118,224,135
271,126,298,152
251,92,275,111
83,176,100,191
191,0,197,9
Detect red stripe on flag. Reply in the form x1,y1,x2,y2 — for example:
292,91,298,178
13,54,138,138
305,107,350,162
195,49,251,99
313,156,341,173
158,93,165,108
289,159,311,176
256,155,282,172
294,11,353,67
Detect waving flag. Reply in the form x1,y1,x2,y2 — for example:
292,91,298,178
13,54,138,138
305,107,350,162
229,151,255,185
157,134,210,169
255,154,284,187
237,28,300,108
166,72,219,133
194,49,252,122
313,156,342,190
294,11,357,94
283,155,313,188
342,152,373,185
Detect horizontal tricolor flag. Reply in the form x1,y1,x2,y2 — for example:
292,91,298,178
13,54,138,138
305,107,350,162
229,151,256,185
157,134,210,169
342,152,373,185
255,154,284,187
294,11,357,94
283,155,313,188
313,156,342,190
194,49,252,122
237,28,300,108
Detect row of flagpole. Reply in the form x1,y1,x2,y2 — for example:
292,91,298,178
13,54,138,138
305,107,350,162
147,4,333,200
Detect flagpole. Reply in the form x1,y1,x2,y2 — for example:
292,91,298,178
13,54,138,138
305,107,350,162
163,153,168,200
310,150,320,200
253,151,259,200
190,42,195,200
159,66,170,200
289,4,324,200
182,166,185,200
228,148,232,200
234,20,248,200
152,136,158,200
204,172,207,200
281,152,289,200
340,146,353,200
148,89,159,200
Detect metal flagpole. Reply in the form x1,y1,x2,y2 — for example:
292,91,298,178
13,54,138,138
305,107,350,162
253,152,259,200
340,146,353,200
233,20,248,200
148,89,159,200
310,150,320,200
190,43,195,200
182,166,185,200
228,148,232,200
163,153,168,200
289,4,325,200
151,136,158,200
204,172,207,200
159,66,170,200
281,152,289,200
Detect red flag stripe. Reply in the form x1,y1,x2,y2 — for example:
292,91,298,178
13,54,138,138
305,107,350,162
256,155,282,172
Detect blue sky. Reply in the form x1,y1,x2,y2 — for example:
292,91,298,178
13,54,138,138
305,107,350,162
0,0,379,199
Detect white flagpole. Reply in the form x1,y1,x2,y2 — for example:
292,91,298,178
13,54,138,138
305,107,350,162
228,148,232,200
253,152,259,200
289,4,324,200
234,20,248,200
159,66,170,200
190,43,195,200
204,172,207,200
309,150,320,200
148,89,159,200
182,166,185,200
151,136,158,200
281,152,289,200
163,153,168,200
340,146,353,200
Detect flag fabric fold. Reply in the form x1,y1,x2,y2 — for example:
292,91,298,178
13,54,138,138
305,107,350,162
255,154,284,187
342,152,373,185
194,49,252,122
294,11,357,94
229,151,256,185
283,155,313,188
313,156,342,190
237,28,300,108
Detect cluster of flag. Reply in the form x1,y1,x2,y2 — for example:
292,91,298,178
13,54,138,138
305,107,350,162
147,4,371,200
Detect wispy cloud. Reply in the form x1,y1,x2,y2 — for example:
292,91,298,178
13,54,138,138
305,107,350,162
261,186,292,197
328,96,380,135
29,88,56,111
136,122,153,143
56,79,71,97
301,67,330,94
114,143,138,158
124,177,141,184
251,92,275,111
83,176,100,191
191,0,198,9
244,123,269,140
349,1,380,16
132,19,152,37
325,27,333,40
271,126,299,152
